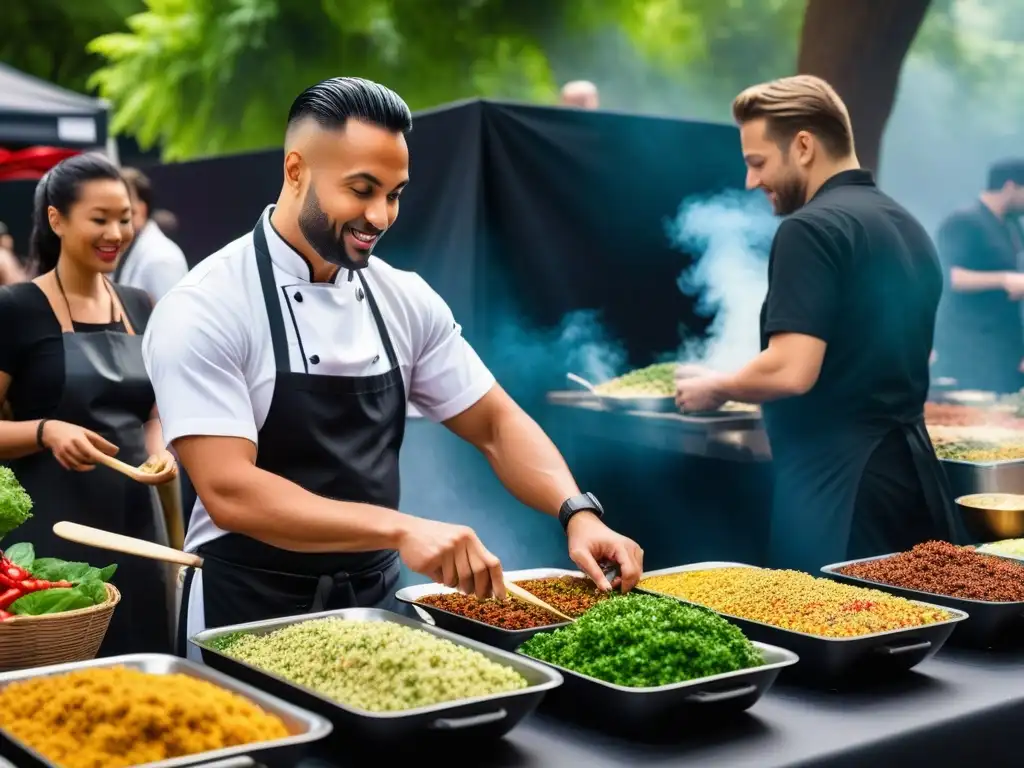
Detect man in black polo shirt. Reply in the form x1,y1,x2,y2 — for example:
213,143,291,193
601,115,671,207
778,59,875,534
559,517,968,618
675,75,958,572
934,160,1024,393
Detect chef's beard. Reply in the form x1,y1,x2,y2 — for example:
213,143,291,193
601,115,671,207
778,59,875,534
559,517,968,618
770,169,808,216
298,185,369,271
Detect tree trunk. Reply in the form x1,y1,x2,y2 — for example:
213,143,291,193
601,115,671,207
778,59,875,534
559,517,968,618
797,0,932,172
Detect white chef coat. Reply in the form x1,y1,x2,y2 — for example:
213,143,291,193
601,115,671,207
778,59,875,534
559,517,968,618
143,206,495,658
116,220,189,301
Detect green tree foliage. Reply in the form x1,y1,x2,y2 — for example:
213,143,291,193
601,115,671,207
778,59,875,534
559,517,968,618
0,0,142,94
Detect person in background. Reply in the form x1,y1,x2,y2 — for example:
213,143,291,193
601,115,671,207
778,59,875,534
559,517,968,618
151,209,180,238
0,153,176,654
0,222,28,286
933,159,1024,394
115,168,189,301
560,80,600,110
675,75,958,572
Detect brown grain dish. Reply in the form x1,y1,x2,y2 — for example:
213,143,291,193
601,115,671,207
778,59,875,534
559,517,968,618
416,576,610,630
838,541,1024,602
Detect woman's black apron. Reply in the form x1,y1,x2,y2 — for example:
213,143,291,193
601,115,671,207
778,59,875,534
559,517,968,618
764,413,963,573
8,286,171,655
176,214,406,654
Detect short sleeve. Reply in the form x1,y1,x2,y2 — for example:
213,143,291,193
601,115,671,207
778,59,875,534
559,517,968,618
142,287,258,446
763,217,842,343
407,276,495,422
936,215,984,271
0,288,21,375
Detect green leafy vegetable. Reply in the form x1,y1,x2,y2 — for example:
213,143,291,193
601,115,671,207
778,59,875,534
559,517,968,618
519,593,763,687
4,542,34,569
29,557,117,585
10,588,96,616
0,467,32,541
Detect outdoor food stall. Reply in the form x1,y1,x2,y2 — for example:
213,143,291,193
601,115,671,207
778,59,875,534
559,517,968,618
6,462,1024,765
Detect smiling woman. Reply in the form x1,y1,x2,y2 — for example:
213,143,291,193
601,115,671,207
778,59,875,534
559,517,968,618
0,152,177,656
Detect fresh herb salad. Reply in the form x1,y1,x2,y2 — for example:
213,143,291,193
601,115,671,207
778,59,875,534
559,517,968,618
519,594,763,687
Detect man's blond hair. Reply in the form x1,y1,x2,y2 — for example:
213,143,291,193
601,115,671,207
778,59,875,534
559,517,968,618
732,75,854,158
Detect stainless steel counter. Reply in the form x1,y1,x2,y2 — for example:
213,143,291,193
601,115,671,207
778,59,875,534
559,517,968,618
546,391,770,462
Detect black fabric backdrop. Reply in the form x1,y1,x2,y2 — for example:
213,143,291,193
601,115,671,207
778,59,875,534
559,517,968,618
0,99,744,367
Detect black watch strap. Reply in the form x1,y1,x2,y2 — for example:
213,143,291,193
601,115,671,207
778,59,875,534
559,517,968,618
558,492,604,533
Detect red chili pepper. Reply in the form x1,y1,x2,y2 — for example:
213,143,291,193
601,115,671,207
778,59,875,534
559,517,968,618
0,587,22,610
0,610,12,621
3,564,30,582
0,571,19,589
18,579,73,593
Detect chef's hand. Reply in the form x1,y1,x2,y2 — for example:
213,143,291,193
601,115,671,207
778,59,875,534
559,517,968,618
141,449,178,482
566,512,643,593
675,373,729,412
397,518,506,601
41,420,118,472
1004,272,1024,300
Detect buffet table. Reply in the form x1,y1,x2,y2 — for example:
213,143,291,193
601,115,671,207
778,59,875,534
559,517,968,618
299,646,1024,767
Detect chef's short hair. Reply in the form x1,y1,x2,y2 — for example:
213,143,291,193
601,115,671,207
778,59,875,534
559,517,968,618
732,75,854,159
287,77,413,138
987,159,1024,191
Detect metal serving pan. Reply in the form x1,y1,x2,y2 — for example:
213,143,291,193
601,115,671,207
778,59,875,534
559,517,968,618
636,562,967,682
518,639,798,732
397,567,582,650
0,653,332,768
940,458,1024,502
191,608,563,745
822,555,1024,647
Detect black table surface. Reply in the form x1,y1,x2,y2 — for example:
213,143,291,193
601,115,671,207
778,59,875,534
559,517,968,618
295,645,1024,768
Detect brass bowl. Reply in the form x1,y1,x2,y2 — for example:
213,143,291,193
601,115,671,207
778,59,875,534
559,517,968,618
956,493,1024,541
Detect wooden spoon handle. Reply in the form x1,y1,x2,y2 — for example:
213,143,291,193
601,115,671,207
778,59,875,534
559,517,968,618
505,581,575,622
93,452,141,478
53,521,203,568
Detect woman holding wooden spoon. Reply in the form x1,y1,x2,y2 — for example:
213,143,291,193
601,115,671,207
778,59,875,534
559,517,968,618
0,153,176,655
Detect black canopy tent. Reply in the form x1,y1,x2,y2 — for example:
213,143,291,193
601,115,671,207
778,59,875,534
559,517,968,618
0,63,109,149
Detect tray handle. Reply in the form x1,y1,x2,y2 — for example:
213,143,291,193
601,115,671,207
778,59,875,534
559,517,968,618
190,758,257,768
428,708,508,730
874,639,932,656
682,683,758,703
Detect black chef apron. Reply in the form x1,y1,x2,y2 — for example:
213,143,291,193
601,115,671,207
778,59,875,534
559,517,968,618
176,214,405,653
7,284,171,655
765,414,963,573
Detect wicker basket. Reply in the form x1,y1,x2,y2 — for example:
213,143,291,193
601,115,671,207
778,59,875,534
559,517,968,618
0,583,121,672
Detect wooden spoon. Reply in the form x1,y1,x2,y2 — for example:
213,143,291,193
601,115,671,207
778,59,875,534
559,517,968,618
504,580,575,622
94,452,177,486
53,521,203,568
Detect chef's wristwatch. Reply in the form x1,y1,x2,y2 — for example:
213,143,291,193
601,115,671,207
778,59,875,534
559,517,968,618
558,492,604,533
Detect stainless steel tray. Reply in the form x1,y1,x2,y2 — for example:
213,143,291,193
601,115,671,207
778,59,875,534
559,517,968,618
636,562,968,683
191,608,563,744
0,654,332,768
397,567,582,650
822,554,1024,647
518,639,797,732
940,458,1024,499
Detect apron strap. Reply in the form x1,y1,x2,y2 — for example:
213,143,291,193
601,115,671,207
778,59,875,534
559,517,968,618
252,214,291,374
357,271,400,370
175,565,197,658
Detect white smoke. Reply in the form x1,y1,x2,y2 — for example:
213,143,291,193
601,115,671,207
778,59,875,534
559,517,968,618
665,190,779,372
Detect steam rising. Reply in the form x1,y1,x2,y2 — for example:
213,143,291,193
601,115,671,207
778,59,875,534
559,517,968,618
666,190,779,371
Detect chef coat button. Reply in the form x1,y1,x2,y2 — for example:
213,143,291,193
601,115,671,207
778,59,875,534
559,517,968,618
294,292,303,302
356,287,365,301
372,354,380,364
309,354,320,365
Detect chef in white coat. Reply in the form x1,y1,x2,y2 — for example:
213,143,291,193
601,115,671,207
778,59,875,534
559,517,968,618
142,76,644,659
